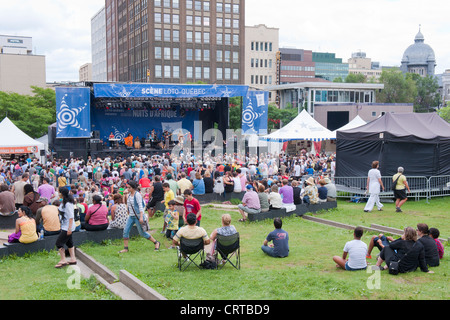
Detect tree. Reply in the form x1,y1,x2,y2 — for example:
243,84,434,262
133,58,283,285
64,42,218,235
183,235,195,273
0,86,56,138
376,68,417,104
228,96,242,130
413,75,441,113
345,73,366,83
437,102,450,122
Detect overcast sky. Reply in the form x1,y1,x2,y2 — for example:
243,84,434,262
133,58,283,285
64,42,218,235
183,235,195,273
1,0,448,82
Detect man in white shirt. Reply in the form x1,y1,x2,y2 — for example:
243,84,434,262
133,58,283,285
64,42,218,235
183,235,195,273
333,227,368,271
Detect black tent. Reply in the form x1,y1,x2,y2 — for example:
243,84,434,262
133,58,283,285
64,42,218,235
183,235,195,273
336,112,450,177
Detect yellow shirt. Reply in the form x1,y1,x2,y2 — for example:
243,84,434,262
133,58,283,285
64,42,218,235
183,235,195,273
393,173,406,190
164,189,175,208
19,218,39,244
177,178,193,195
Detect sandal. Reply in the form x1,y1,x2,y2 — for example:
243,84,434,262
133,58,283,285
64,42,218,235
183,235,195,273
119,248,129,253
154,241,161,251
55,262,69,269
68,261,77,265
238,219,247,222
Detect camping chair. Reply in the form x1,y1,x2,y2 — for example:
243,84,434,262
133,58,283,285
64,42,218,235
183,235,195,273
215,233,240,270
177,237,205,271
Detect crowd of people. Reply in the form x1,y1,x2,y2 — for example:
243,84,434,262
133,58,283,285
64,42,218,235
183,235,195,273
0,151,444,273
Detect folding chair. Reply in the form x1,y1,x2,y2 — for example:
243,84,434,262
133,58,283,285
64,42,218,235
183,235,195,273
177,237,205,271
215,233,240,270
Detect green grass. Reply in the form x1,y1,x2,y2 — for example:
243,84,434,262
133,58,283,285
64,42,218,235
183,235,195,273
1,198,448,300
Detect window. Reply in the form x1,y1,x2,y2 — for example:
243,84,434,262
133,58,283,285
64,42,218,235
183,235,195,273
164,47,171,60
204,49,210,61
173,66,180,78
195,16,202,26
204,67,210,79
225,3,231,13
216,18,223,28
186,15,193,25
203,17,210,26
173,30,180,42
204,32,210,43
186,49,193,60
195,49,202,61
195,1,202,10
216,33,223,45
233,4,239,13
233,19,239,29
186,0,192,9
163,0,171,7
233,69,239,80
233,52,239,63
155,0,161,7
224,68,231,80
217,2,223,12
186,31,193,42
164,65,171,78
187,66,193,78
195,67,202,79
155,65,162,78
195,32,202,43
217,50,223,62
216,68,223,80
155,13,162,23
155,47,162,59
155,29,162,41
224,50,231,62
224,19,231,28
173,14,179,24
233,34,239,46
164,29,171,41
173,0,179,9
173,48,180,60
224,33,231,45
204,1,210,11
163,14,171,24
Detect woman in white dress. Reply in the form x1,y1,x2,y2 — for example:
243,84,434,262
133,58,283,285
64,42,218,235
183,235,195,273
364,161,385,212
213,171,224,195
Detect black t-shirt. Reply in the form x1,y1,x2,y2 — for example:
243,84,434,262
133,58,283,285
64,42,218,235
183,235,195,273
292,187,302,205
203,177,214,194
152,182,164,201
418,236,440,267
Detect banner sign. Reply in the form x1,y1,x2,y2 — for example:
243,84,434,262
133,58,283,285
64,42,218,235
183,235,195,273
242,91,269,135
56,87,91,138
0,146,39,155
93,83,249,98
91,107,199,143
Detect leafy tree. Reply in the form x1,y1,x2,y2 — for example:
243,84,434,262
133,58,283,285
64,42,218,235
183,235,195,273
437,102,450,122
376,68,417,104
228,96,242,130
413,75,441,113
345,73,366,83
0,86,56,138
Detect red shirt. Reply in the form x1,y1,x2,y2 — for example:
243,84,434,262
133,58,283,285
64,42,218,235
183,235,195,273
184,198,201,221
139,177,151,188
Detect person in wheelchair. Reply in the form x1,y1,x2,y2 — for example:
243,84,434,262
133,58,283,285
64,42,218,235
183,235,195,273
172,213,210,258
209,214,238,264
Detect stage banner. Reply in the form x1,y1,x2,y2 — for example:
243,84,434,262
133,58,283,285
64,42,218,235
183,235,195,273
242,91,269,135
93,83,248,98
55,87,91,138
91,107,199,143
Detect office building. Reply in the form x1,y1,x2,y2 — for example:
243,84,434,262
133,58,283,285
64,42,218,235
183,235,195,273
79,63,93,81
245,24,278,101
279,48,317,84
312,52,349,82
347,51,382,81
91,7,108,81
105,0,245,84
0,35,46,95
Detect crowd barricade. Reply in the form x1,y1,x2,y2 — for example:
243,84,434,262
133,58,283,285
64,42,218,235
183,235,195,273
334,175,449,202
428,175,450,200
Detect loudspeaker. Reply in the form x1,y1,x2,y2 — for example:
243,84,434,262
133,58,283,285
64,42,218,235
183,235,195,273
40,150,46,156
93,131,100,139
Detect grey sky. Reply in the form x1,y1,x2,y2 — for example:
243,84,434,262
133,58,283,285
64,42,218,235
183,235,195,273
0,0,448,82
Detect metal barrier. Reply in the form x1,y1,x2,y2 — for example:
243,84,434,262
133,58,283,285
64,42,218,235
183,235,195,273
428,175,450,199
334,176,448,202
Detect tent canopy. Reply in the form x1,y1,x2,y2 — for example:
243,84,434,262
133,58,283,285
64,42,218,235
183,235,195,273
337,112,450,143
0,117,44,155
336,112,450,177
261,109,335,142
332,115,366,138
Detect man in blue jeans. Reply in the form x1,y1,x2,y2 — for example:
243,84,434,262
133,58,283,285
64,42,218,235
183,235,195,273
261,218,289,258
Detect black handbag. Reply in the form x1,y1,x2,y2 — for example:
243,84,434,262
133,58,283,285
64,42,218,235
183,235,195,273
391,174,402,191
389,242,416,275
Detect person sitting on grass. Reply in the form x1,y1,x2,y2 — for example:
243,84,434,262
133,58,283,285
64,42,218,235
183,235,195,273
333,226,368,271
261,218,289,258
366,234,394,259
429,228,444,260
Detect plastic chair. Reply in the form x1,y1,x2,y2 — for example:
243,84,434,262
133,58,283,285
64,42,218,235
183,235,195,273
215,233,240,270
177,237,205,271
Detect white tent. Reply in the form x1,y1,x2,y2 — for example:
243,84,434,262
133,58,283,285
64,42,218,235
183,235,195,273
332,115,367,138
260,109,335,142
0,117,45,156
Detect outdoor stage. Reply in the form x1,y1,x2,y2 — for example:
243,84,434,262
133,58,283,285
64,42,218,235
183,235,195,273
51,82,252,160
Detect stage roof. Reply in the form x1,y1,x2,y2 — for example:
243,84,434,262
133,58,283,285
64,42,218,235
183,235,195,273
93,83,249,99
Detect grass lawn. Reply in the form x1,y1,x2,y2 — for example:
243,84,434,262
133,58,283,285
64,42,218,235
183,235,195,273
1,198,448,300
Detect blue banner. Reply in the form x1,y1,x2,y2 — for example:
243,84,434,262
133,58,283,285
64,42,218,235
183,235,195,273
56,87,91,138
242,91,269,135
93,83,248,98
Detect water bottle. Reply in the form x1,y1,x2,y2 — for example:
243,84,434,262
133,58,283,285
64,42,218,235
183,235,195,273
39,230,44,240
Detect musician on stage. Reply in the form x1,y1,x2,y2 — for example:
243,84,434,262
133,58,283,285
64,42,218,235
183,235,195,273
134,136,141,150
124,133,133,148
109,132,115,148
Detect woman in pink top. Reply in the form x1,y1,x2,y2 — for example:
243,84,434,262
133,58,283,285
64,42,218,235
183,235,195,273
82,195,109,231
